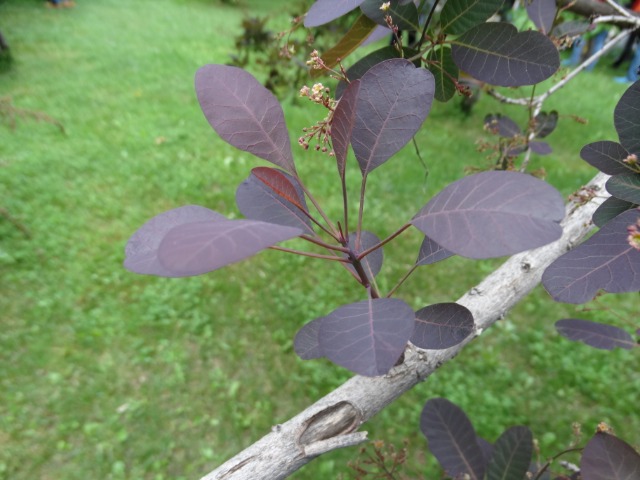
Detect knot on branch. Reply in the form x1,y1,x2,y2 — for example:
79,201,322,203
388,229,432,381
298,401,362,447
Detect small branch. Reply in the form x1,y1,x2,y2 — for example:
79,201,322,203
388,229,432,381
268,245,350,262
603,0,633,17
300,234,350,253
356,224,412,261
386,264,418,298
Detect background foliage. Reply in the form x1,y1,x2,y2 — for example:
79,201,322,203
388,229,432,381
0,0,637,478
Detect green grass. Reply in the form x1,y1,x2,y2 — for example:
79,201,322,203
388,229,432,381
0,1,638,479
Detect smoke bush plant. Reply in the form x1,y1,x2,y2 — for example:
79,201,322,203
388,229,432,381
123,0,639,477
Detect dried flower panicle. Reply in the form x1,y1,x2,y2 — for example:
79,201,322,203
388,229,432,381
627,215,640,251
297,82,335,155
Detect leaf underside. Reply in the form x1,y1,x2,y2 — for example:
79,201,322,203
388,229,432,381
555,319,636,350
412,171,565,259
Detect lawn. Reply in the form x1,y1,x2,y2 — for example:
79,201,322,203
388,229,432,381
0,1,637,479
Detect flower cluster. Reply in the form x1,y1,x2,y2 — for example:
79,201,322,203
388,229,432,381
627,215,640,251
299,82,330,103
297,82,335,154
305,49,325,70
380,1,391,11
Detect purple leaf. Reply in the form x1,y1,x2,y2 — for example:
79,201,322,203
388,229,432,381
542,209,640,304
555,319,637,350
412,171,565,259
534,110,558,138
614,80,640,155
360,24,392,47
593,197,636,228
304,0,366,27
236,167,313,234
607,174,640,205
526,0,557,34
411,303,474,350
529,141,552,155
452,23,559,87
351,58,435,174
195,65,295,174
552,20,590,38
336,46,419,98
484,114,521,138
124,205,226,276
487,426,534,480
332,79,360,177
440,0,504,35
581,141,635,175
416,236,454,266
420,398,486,480
477,437,494,468
157,220,302,277
344,231,384,278
581,432,640,480
427,46,459,102
318,298,415,376
294,317,325,360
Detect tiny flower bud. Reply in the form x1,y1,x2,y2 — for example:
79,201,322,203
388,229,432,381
380,1,391,11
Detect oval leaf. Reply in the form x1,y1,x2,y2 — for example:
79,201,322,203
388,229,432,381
294,316,325,360
412,171,565,259
606,173,640,205
304,0,366,27
411,303,474,349
124,205,226,276
318,298,415,376
593,197,636,228
484,113,521,138
420,398,486,480
416,236,455,266
195,65,295,173
542,208,640,304
614,80,640,155
344,231,384,278
534,110,558,138
529,141,552,155
581,432,640,480
440,0,504,35
157,219,302,277
451,23,559,87
487,426,534,480
526,0,557,34
580,141,635,175
352,58,435,174
555,319,636,350
236,168,313,234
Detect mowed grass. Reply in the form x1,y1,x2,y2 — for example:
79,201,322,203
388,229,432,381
0,1,638,479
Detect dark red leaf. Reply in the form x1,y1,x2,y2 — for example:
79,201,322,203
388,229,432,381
294,317,325,360
542,209,640,304
412,171,565,259
555,319,636,350
420,398,486,480
332,79,360,177
534,110,558,138
484,114,521,138
411,303,474,349
195,65,295,173
526,0,557,34
236,169,313,233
